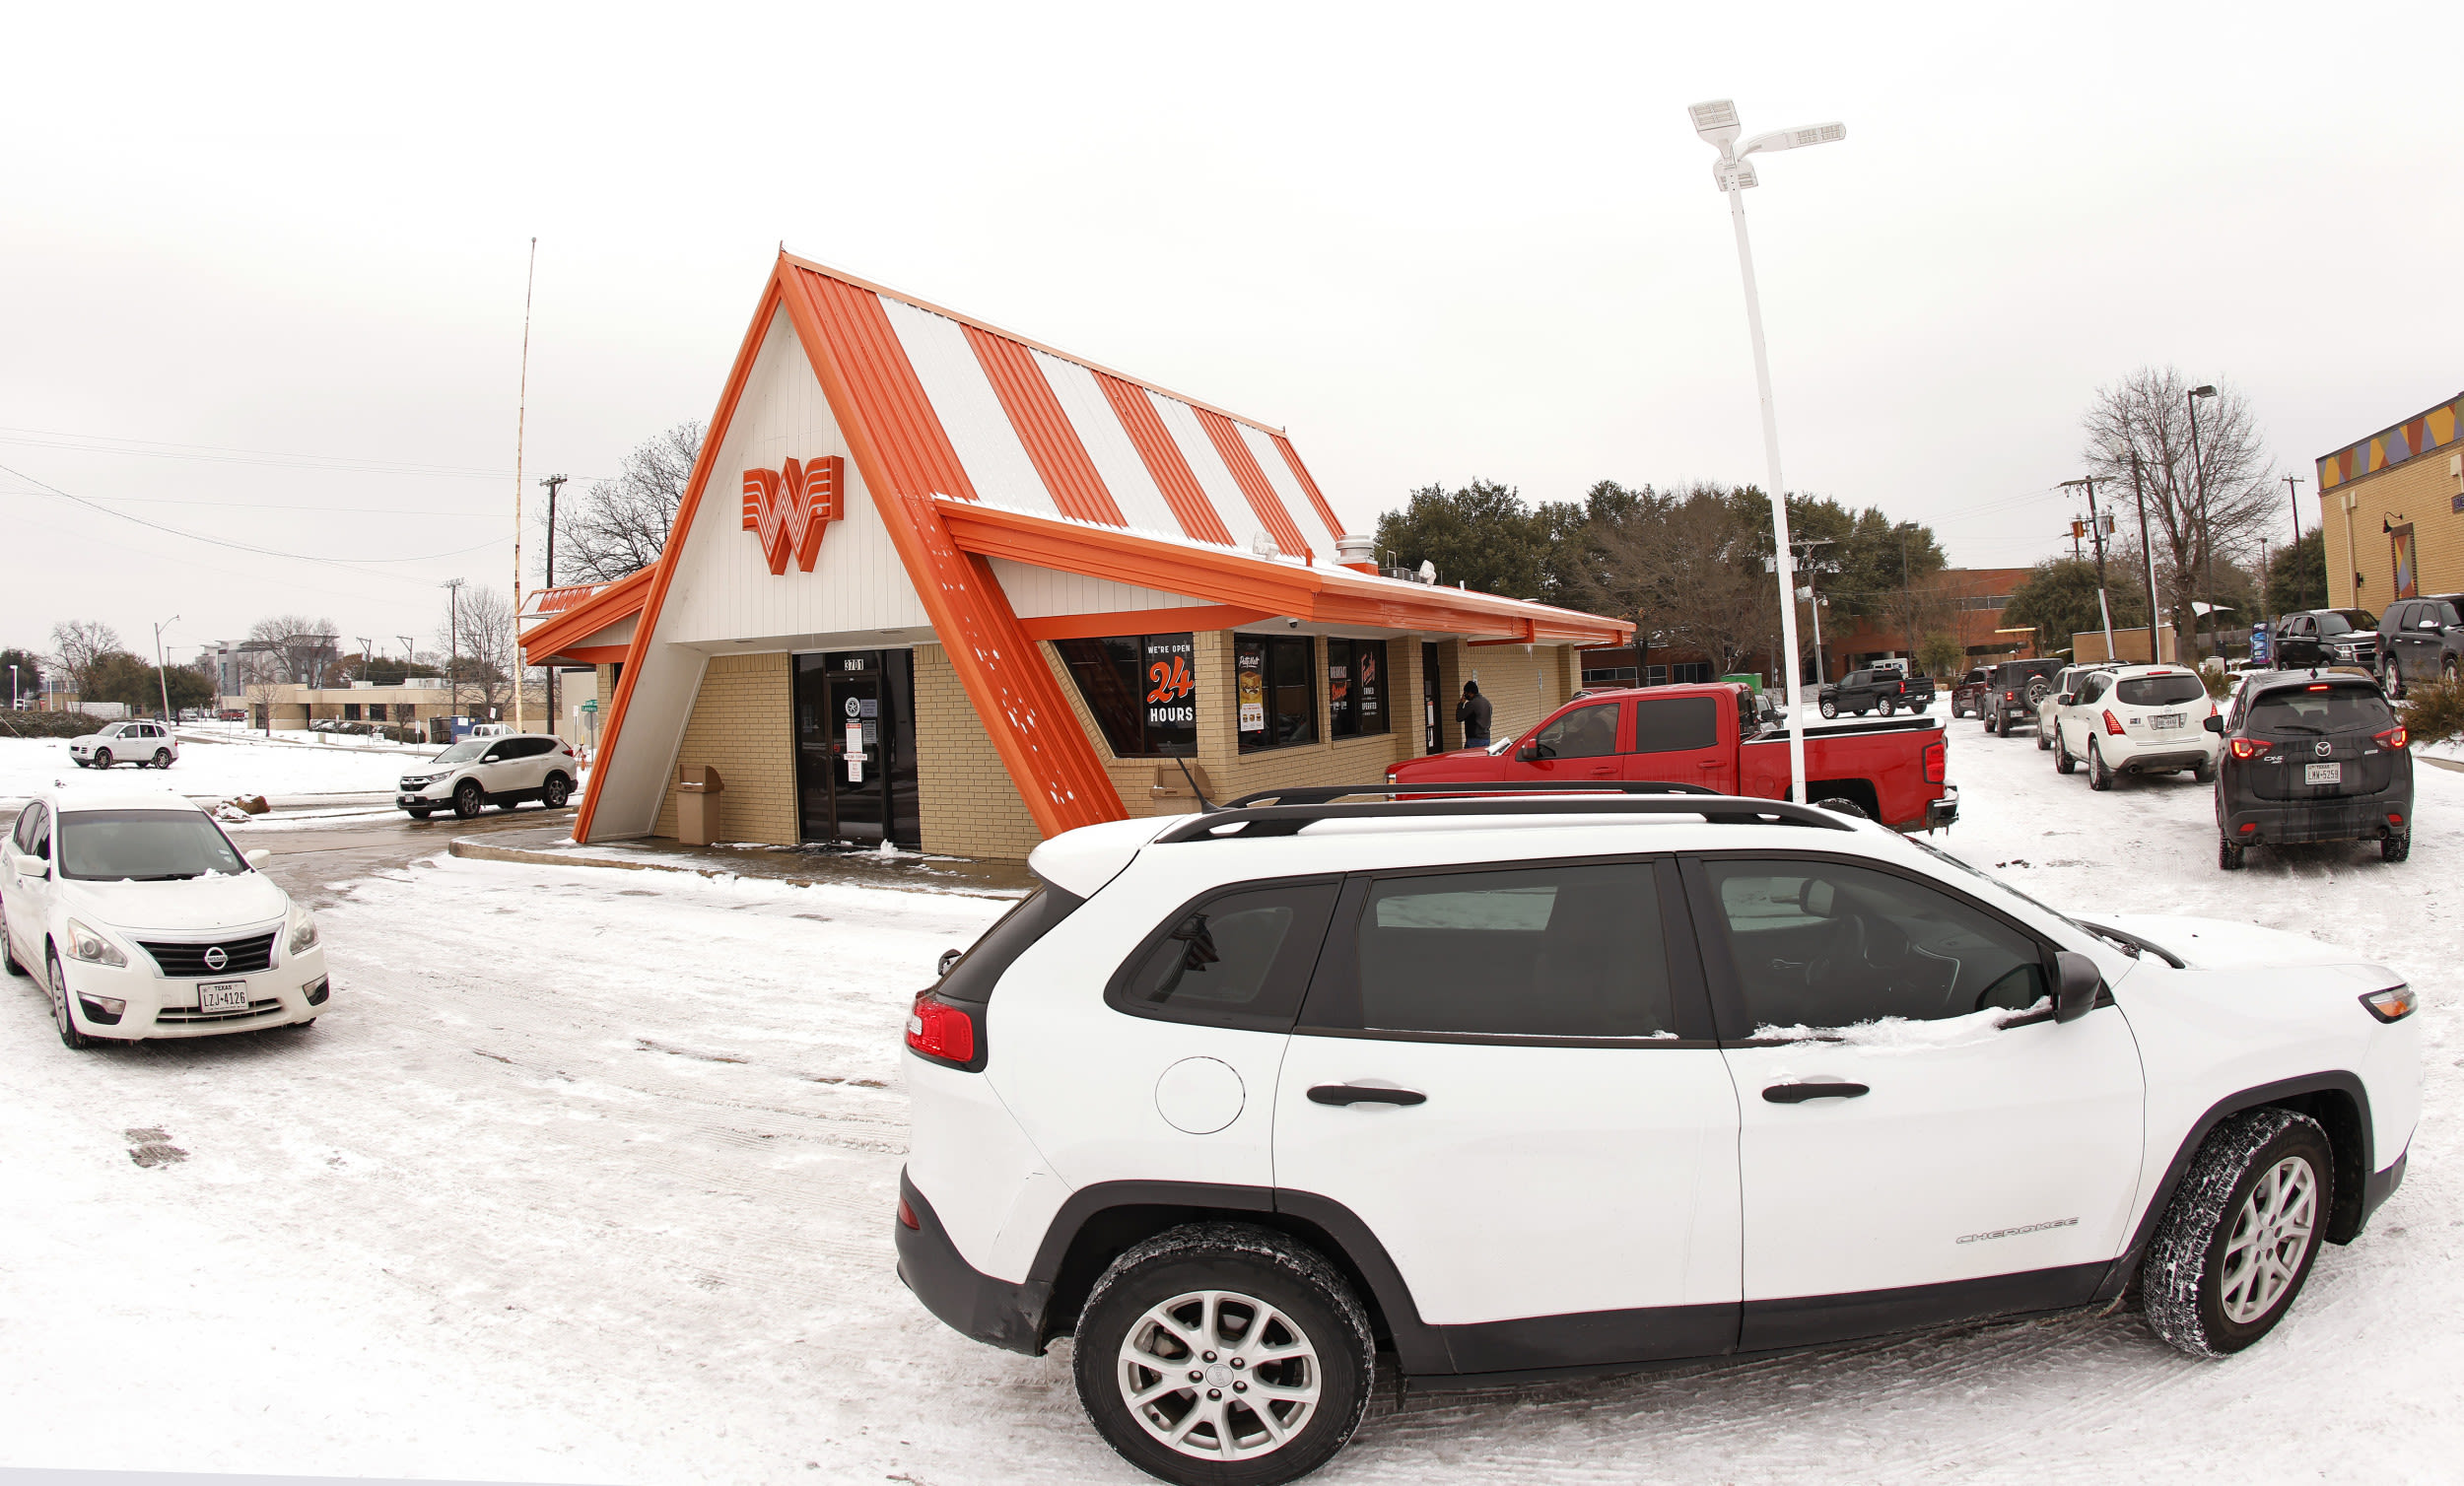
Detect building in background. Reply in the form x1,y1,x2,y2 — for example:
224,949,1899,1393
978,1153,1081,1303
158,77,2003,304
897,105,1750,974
2318,391,2463,611
522,253,1628,859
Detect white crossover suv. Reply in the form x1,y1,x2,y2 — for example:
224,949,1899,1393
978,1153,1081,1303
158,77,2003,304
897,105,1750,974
396,733,580,820
2049,665,2224,789
894,784,2420,1485
68,719,180,770
3,785,331,1046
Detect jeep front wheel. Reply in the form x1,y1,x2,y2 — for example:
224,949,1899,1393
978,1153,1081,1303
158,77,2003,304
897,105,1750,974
1074,1223,1373,1486
2142,1108,2330,1356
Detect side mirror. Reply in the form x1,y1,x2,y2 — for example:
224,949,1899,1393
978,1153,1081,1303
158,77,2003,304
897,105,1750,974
2055,693,2074,708
2053,950,2102,1024
27,858,50,880
936,948,963,979
2202,715,2224,733
1517,744,1545,763
245,848,273,869
1796,878,1835,917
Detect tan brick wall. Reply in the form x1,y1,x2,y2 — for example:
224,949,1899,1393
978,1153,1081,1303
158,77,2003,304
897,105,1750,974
650,651,796,844
2322,455,2464,612
914,642,1051,860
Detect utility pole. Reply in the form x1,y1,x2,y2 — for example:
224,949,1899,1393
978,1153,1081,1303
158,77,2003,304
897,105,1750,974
2130,449,2162,664
2186,384,2219,661
358,637,376,683
152,615,179,722
441,577,466,739
2060,477,2118,662
1792,538,1833,683
513,237,538,735
541,472,568,738
2284,472,2305,549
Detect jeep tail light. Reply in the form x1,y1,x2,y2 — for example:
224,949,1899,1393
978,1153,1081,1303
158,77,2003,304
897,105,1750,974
2361,983,2418,1023
2374,725,2408,750
897,1195,921,1230
2228,738,2271,761
907,989,978,1066
1923,737,1946,783
2004,689,2017,701
2102,709,2125,736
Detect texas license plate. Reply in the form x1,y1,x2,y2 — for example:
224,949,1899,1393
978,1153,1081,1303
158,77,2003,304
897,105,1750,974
2304,762,2343,785
196,980,250,1013
2152,714,2182,728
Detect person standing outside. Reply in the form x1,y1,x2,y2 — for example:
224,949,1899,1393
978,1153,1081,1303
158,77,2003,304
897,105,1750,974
1456,680,1492,749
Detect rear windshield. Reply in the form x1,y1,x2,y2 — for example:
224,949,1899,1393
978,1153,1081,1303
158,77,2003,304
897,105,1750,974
935,883,1084,1003
2247,687,2393,736
2117,675,2206,707
58,809,246,882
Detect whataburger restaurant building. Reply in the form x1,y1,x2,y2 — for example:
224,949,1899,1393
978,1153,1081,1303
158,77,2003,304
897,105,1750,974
522,254,1631,859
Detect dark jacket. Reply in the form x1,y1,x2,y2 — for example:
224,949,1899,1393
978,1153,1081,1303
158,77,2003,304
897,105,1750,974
1456,692,1493,739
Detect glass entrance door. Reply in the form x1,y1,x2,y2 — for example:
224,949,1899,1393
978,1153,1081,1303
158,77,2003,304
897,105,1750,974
826,672,885,844
793,651,918,847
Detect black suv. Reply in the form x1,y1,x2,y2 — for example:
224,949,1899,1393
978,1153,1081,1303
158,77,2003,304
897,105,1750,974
1817,667,1935,717
2376,594,2464,694
1982,658,2064,736
2270,609,2380,671
2210,671,2413,869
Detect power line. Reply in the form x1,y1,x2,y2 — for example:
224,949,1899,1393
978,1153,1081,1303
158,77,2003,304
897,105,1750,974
0,427,609,483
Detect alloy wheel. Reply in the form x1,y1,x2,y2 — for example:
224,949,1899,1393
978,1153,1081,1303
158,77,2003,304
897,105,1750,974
2219,1155,2317,1325
1117,1288,1322,1462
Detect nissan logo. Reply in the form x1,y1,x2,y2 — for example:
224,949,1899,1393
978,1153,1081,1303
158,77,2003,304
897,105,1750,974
2315,741,2333,758
203,945,228,972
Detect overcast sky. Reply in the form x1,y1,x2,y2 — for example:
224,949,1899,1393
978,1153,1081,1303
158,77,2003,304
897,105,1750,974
4,0,2454,671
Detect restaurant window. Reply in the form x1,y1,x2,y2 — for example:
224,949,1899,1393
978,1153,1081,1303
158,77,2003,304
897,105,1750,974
1236,634,1318,752
1327,639,1390,738
1056,633,1197,757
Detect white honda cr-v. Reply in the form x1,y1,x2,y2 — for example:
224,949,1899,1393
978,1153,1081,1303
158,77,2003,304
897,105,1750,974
3,785,331,1046
894,784,2419,1485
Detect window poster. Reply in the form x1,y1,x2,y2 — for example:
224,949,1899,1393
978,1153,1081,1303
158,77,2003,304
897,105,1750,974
1142,634,1198,752
1236,639,1267,738
1356,642,1382,724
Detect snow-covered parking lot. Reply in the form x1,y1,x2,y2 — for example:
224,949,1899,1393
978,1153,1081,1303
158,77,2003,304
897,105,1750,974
1,729,2456,1483
0,732,436,804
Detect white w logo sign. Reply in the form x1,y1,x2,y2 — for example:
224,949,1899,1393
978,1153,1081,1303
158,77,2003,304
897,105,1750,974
741,455,843,574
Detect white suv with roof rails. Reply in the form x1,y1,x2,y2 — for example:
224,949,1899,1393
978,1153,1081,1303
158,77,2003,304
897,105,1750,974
2048,665,2224,789
395,733,580,820
894,783,2419,1485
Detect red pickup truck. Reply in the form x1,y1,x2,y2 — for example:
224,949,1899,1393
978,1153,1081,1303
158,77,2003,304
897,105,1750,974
1386,682,1957,832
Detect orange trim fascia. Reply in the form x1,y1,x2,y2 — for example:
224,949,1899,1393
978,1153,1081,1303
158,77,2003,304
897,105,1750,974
1468,618,1540,647
778,267,1126,837
1096,372,1234,546
573,275,787,843
1269,434,1350,544
554,644,633,664
964,325,1126,526
1195,407,1312,563
778,249,1293,440
1017,606,1270,642
520,567,652,664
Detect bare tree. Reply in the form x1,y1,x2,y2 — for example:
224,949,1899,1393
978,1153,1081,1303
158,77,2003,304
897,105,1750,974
2083,368,2275,659
48,620,122,699
245,614,341,686
441,584,519,720
1569,484,1777,677
558,421,705,582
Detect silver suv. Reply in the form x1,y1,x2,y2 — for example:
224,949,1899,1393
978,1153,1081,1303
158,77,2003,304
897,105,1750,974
395,733,579,820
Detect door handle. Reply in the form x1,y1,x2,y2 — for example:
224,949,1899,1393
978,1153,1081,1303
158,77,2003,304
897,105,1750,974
1762,1081,1870,1103
1308,1084,1427,1108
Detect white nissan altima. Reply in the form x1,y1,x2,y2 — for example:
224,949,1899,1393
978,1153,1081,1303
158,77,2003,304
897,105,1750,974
2,785,331,1047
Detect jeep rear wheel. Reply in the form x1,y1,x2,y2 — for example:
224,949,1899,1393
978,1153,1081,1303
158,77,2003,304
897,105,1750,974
2143,1108,2329,1356
1075,1223,1373,1486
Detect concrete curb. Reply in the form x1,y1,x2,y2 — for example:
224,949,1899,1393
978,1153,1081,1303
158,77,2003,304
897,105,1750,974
444,836,1026,898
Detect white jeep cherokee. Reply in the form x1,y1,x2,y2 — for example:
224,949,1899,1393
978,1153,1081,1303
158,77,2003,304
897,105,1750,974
895,786,2420,1485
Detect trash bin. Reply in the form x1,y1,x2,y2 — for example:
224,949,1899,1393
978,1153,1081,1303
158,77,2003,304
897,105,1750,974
676,764,724,845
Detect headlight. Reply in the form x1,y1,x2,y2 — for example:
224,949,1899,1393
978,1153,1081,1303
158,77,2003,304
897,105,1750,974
2361,983,2417,1023
65,917,128,968
286,905,320,955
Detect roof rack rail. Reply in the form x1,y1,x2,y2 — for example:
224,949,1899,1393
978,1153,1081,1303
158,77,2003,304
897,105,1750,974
1155,781,1855,843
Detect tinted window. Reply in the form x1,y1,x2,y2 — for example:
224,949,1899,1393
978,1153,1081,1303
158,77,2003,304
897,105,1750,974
1349,863,1671,1038
2078,674,2110,704
57,810,244,882
2314,612,2354,636
2247,687,2393,735
2117,675,2206,707
1532,703,1618,759
12,803,43,854
939,884,1084,1004
1632,697,1719,753
1112,881,1338,1031
1705,858,2047,1031
2332,610,2377,629
2428,602,2459,627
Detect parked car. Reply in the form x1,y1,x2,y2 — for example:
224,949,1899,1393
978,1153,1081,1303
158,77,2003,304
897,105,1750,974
469,721,513,739
2212,671,2413,869
2375,594,2464,694
395,733,581,820
2,785,332,1046
894,786,2420,1484
1385,682,1955,832
1950,666,1992,718
1981,658,2065,736
2031,664,2113,750
1818,668,1934,718
67,719,180,771
2270,609,2380,672
2048,666,2222,788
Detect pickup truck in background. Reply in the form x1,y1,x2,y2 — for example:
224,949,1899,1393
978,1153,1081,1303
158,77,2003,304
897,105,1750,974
1817,668,1935,717
1386,682,1957,832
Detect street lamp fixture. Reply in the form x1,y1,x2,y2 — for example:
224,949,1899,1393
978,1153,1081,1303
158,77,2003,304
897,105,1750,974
1688,98,1847,804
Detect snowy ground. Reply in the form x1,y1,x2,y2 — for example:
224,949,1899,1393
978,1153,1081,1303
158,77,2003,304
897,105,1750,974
0,733,434,804
0,729,2455,1484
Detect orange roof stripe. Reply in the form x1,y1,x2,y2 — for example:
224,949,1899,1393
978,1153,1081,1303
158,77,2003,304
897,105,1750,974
1269,434,1348,544
788,265,978,503
1197,407,1312,562
1095,372,1235,546
963,325,1126,527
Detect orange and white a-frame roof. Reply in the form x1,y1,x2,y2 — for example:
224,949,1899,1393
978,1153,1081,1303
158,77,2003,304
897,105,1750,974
562,251,1630,845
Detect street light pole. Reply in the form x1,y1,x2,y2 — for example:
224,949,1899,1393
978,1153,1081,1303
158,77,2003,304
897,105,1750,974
2130,448,2163,663
1689,100,1846,806
541,472,568,739
442,577,467,740
2186,384,2219,661
152,615,179,723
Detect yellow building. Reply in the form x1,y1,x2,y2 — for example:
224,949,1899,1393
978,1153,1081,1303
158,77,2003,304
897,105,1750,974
2318,391,2464,610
